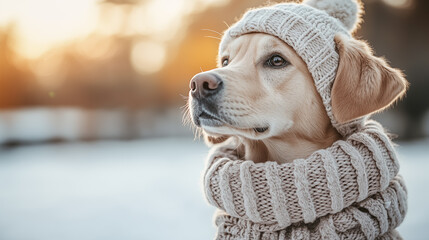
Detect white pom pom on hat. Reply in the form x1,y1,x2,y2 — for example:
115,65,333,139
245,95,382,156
303,0,363,32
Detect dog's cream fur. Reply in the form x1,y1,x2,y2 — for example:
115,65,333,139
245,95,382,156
188,33,407,164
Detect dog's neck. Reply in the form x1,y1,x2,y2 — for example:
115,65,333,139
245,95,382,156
240,121,341,164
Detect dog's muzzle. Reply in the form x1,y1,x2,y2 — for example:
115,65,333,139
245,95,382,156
189,72,224,127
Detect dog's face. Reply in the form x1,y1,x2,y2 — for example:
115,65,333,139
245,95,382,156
187,31,407,162
188,33,323,140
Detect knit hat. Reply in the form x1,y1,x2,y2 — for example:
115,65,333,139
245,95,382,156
219,0,363,136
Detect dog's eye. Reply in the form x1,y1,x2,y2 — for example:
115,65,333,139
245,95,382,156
222,58,229,67
266,55,288,68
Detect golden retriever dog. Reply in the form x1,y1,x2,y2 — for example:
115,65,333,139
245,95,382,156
186,32,407,164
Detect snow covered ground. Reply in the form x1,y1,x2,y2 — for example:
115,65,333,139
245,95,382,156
0,137,427,240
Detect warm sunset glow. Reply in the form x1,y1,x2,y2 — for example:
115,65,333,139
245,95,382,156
127,0,229,42
382,0,413,8
0,0,230,60
128,0,189,41
0,0,233,107
0,0,98,59
32,52,66,88
131,41,167,75
77,37,118,60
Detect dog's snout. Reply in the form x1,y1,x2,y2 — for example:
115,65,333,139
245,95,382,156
190,73,223,99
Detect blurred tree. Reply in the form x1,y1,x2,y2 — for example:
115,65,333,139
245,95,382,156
0,25,37,108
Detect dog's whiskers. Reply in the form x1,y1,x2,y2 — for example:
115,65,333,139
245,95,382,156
223,21,230,29
201,28,222,36
204,35,221,41
181,100,204,141
181,101,192,126
179,94,189,100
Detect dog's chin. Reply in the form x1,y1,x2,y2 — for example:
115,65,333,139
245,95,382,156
192,110,271,140
202,122,271,140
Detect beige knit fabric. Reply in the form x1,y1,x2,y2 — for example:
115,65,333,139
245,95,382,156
204,120,407,239
214,176,406,239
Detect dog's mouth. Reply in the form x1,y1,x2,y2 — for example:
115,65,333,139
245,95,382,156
190,99,270,136
198,111,269,134
197,111,224,127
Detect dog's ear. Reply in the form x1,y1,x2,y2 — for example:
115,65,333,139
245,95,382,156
331,34,408,124
203,134,230,146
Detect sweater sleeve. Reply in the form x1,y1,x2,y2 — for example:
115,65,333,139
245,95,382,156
203,120,400,226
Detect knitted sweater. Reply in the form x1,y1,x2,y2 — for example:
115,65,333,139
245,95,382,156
203,120,407,239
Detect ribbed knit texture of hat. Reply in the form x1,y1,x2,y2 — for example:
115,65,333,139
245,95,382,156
219,0,363,136
204,120,407,239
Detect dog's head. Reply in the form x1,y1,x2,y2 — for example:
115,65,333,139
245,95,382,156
186,0,408,146
189,33,322,141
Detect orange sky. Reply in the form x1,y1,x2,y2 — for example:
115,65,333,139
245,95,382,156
0,0,229,63
0,0,410,79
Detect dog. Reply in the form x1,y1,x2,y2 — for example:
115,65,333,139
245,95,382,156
186,32,407,164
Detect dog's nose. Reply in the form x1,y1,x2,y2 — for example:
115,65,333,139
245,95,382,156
190,73,223,99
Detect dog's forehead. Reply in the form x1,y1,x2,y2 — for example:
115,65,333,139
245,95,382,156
219,33,287,56
219,33,306,68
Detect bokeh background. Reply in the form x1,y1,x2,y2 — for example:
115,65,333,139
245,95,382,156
0,0,428,239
